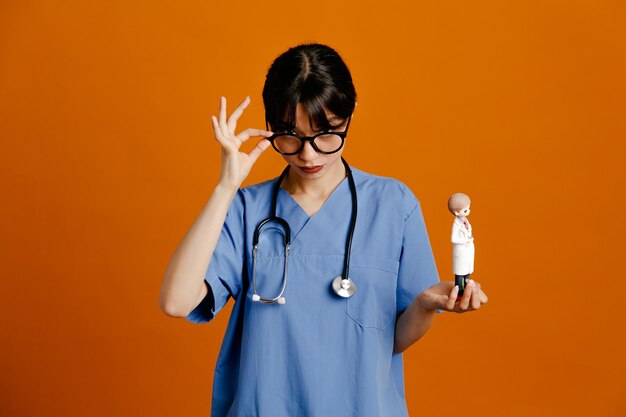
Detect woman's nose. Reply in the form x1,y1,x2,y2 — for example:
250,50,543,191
299,140,319,161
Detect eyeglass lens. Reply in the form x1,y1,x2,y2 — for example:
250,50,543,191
273,133,343,154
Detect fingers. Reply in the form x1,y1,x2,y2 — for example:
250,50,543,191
211,96,272,152
436,279,488,314
477,283,488,304
212,115,232,149
457,282,473,311
237,128,273,143
227,96,250,134
247,138,272,164
218,96,227,135
470,281,481,310
211,115,221,139
445,285,459,310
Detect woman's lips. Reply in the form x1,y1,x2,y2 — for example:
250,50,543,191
299,165,323,173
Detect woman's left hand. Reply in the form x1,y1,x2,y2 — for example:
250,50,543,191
417,280,488,313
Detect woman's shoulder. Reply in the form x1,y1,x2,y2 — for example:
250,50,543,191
351,167,420,219
219,178,277,222
351,166,407,188
240,177,277,197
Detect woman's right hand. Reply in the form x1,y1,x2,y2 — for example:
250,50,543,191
211,96,273,191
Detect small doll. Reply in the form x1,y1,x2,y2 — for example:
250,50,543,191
448,193,475,296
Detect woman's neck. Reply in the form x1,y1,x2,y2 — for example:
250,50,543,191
283,160,347,198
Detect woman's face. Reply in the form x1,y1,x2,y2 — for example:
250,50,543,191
279,103,349,181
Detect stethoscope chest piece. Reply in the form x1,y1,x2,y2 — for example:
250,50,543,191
332,276,357,298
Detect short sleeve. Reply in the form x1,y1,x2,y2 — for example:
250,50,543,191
396,187,440,315
186,190,246,324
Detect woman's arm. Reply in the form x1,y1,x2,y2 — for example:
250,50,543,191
393,296,436,354
159,96,272,317
159,184,238,317
393,280,488,353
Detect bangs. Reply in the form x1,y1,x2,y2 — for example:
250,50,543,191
271,80,353,132
263,44,356,133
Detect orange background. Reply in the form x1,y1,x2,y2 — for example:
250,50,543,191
2,1,625,416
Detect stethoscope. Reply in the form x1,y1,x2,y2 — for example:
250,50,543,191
251,157,358,304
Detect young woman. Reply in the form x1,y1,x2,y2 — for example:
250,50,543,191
160,43,488,417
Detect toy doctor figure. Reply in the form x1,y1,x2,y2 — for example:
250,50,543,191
448,193,474,296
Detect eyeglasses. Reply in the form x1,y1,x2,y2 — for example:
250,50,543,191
265,116,352,155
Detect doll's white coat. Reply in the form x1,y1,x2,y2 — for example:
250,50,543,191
451,216,475,275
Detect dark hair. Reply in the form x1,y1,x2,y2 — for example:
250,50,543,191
262,43,357,132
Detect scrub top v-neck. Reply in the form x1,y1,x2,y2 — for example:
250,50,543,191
187,167,440,417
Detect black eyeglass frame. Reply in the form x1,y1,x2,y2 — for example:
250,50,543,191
265,115,352,155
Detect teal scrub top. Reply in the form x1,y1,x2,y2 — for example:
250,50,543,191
187,167,440,417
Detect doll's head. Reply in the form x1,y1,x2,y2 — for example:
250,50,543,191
448,193,471,217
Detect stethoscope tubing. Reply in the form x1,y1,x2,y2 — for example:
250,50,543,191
342,161,357,283
251,157,357,304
